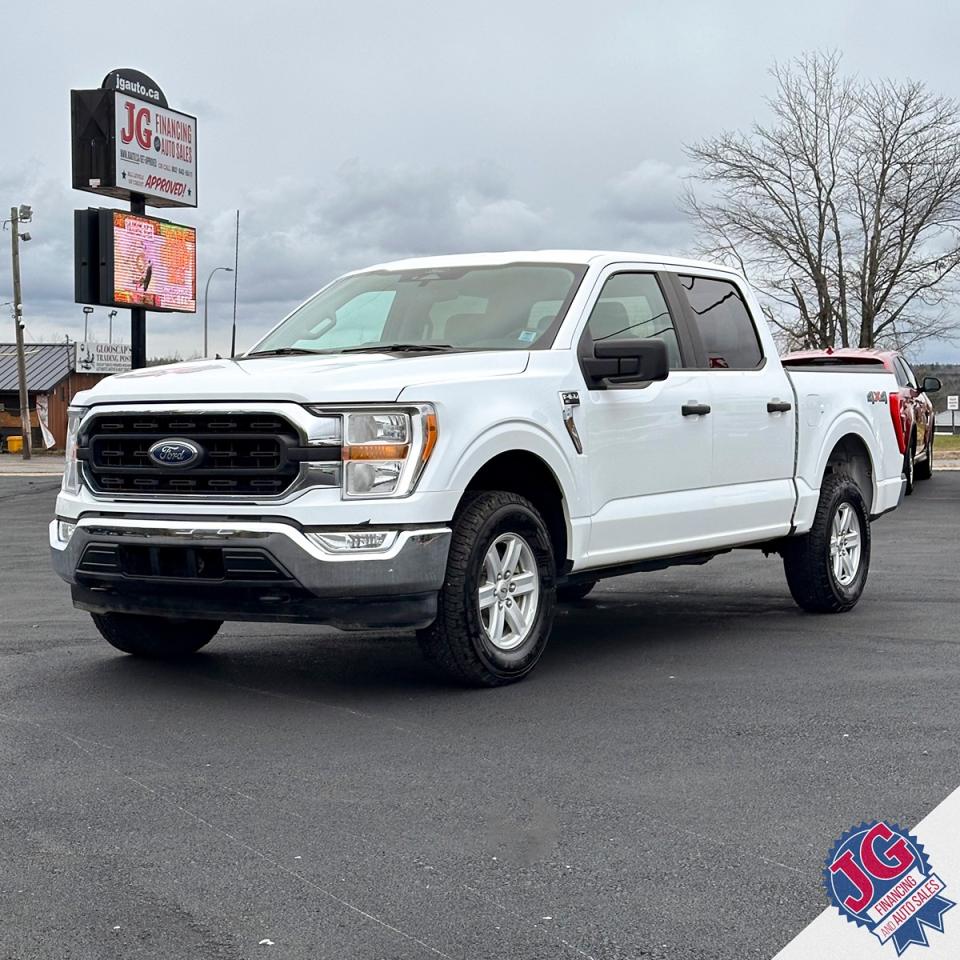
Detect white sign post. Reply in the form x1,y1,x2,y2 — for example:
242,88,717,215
75,342,133,375
947,395,959,436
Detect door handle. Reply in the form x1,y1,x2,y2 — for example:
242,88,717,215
681,403,711,417
767,400,793,413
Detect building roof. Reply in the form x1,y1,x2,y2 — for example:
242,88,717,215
0,342,73,393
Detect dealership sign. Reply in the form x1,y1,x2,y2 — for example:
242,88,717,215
75,341,133,374
114,94,196,206
71,69,197,208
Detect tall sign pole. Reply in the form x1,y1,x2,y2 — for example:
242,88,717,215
129,193,147,368
9,206,31,460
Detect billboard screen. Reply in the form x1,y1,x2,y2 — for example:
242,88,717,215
103,210,197,313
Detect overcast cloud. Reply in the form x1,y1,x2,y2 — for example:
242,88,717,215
3,0,960,359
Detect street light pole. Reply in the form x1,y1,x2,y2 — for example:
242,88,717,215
203,266,233,357
82,305,93,341
9,205,31,461
108,310,117,344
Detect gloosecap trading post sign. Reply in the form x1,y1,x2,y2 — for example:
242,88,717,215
75,342,133,375
71,69,197,209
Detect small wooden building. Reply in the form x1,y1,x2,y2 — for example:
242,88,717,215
0,343,108,450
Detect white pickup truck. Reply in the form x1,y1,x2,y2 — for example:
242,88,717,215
51,251,906,685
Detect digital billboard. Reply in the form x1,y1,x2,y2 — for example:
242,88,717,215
102,210,197,313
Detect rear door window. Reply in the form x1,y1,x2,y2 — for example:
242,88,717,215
677,276,763,369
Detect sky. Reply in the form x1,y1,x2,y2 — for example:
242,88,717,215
3,0,960,361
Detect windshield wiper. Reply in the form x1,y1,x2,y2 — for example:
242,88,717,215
340,343,458,354
242,347,333,358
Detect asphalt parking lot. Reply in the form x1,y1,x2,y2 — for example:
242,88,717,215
1,473,958,960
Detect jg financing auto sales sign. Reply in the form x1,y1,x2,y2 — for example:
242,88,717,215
114,92,196,207
71,69,198,209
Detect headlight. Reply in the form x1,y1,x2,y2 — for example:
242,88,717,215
62,407,86,495
304,404,438,499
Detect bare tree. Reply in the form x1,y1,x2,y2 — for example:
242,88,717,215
683,52,960,351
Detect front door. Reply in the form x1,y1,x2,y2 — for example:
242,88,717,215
575,269,717,569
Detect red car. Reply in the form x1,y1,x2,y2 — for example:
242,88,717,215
782,348,941,494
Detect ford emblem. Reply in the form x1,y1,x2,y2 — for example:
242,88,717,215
147,438,202,468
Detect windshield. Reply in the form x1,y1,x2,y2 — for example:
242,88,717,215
249,263,587,355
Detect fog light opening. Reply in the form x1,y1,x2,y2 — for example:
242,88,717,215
57,520,77,545
305,530,399,553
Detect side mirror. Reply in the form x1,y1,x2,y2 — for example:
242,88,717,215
583,338,669,388
920,376,942,394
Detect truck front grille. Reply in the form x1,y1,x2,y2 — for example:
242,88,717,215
80,412,304,497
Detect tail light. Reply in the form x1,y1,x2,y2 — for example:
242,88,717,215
889,392,907,455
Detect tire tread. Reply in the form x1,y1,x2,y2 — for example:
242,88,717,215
783,472,870,613
418,490,555,686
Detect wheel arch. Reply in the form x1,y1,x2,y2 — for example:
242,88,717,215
821,432,876,514
449,427,577,570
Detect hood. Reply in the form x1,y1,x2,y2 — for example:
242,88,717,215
75,351,530,406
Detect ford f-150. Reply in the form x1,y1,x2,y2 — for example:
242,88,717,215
51,252,906,685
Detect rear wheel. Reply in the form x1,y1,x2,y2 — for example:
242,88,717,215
418,490,556,686
92,613,221,659
914,435,933,481
783,473,871,613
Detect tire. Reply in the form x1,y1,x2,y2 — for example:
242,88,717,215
92,612,221,659
557,580,597,603
914,436,933,481
903,436,916,495
418,490,556,686
783,473,871,613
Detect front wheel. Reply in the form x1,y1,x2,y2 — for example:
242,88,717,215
782,473,871,613
92,613,221,658
418,490,556,686
904,437,916,495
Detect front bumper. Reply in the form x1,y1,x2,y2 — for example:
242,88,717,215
51,517,451,630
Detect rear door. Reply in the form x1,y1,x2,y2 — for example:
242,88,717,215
669,272,796,542
574,267,717,568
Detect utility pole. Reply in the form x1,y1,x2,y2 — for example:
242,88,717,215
9,206,31,460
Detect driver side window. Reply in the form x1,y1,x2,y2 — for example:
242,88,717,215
584,273,682,368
